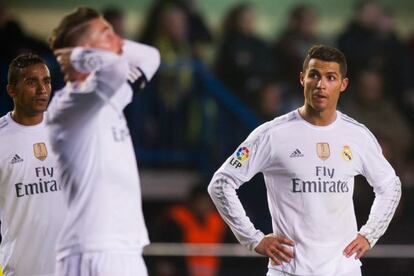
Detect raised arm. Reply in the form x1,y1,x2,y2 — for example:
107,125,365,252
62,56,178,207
55,47,129,98
122,40,160,88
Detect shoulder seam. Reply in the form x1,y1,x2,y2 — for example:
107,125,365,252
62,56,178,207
256,112,297,138
0,117,8,130
340,114,378,142
246,112,297,146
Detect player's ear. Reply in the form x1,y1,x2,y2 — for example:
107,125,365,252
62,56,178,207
299,72,305,87
6,84,17,98
340,77,349,93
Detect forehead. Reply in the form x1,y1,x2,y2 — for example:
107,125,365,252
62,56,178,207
86,17,111,33
306,58,341,75
19,63,50,79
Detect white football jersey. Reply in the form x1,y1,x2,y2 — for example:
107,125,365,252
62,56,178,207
0,113,67,276
208,109,401,276
46,40,160,260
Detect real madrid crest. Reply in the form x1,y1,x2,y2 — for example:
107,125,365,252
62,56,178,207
316,143,330,160
342,145,352,161
33,142,48,161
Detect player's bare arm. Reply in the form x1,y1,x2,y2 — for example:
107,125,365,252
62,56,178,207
255,234,295,265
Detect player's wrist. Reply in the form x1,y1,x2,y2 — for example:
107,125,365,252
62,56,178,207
358,230,374,248
250,231,266,252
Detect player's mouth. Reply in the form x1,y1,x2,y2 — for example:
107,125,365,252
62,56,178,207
312,93,328,102
34,98,49,104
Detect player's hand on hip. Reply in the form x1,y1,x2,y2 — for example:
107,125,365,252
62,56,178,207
254,234,295,265
343,234,370,259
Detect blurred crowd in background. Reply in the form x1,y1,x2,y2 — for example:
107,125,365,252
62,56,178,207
1,0,413,275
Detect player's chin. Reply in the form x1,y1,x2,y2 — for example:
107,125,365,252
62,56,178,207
33,104,48,113
311,102,328,112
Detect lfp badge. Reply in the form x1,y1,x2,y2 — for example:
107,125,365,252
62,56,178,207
230,147,250,168
236,147,250,161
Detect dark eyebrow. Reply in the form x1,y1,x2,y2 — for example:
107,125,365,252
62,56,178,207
23,76,51,83
326,71,339,76
308,69,320,74
308,69,339,77
24,76,38,82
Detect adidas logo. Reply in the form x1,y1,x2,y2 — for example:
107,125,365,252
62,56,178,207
11,154,24,164
289,149,304,158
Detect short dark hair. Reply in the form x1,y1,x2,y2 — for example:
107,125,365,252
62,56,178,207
302,45,347,77
8,54,45,86
49,6,100,50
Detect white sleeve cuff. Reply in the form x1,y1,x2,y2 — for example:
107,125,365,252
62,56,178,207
358,228,376,248
122,40,160,81
70,47,120,73
249,231,266,251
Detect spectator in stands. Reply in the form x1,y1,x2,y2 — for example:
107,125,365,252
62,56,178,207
404,34,414,125
139,0,212,58
214,2,273,108
156,184,227,276
137,2,198,150
341,68,412,171
272,4,322,91
0,6,51,64
338,2,412,114
336,0,382,79
373,7,411,107
255,82,290,121
179,0,213,58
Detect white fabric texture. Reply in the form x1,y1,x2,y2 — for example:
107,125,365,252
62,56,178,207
55,252,147,276
208,109,401,276
46,40,160,261
0,113,67,276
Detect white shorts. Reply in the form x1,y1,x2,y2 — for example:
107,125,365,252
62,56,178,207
55,252,148,276
267,266,361,276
